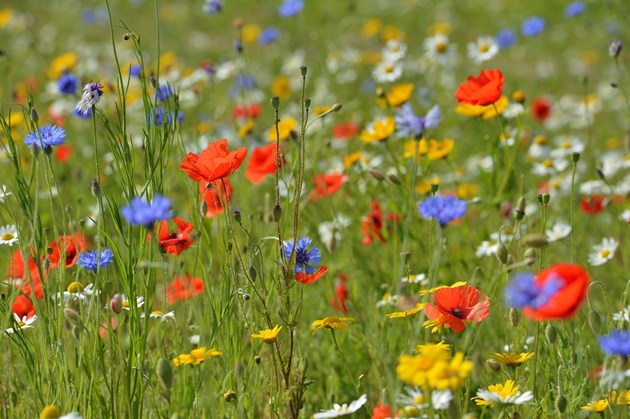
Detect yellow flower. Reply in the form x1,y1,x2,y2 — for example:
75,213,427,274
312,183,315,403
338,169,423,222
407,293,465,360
581,400,609,412
428,22,452,36
0,9,13,28
455,96,509,119
423,316,451,333
272,75,291,100
360,51,382,66
4,112,24,129
310,317,356,334
415,177,440,195
172,347,221,366
267,118,297,141
610,390,630,405
386,303,426,319
360,117,395,143
159,52,177,74
343,151,364,169
385,83,414,108
396,352,448,388
242,23,261,44
512,90,525,103
362,18,382,38
251,325,282,344
427,138,454,160
403,139,429,160
47,52,77,79
419,281,467,296
427,352,472,390
238,120,255,138
474,380,532,407
457,183,479,200
39,405,62,419
381,25,403,42
493,352,535,367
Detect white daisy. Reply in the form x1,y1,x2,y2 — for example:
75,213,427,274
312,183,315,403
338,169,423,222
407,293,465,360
398,386,429,409
545,222,572,242
528,137,551,160
579,180,608,196
372,60,403,83
142,310,176,321
620,210,630,223
467,36,499,64
474,380,534,407
313,394,367,418
53,282,99,305
401,273,427,285
612,306,630,323
476,239,499,258
588,238,619,266
550,135,585,159
376,292,399,308
0,225,18,246
532,158,569,176
382,40,407,62
6,314,37,334
121,295,145,311
423,34,457,65
432,389,453,410
190,334,201,345
502,103,524,119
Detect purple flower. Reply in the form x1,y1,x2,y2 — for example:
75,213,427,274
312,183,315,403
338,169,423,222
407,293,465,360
565,1,585,18
156,84,174,102
58,74,78,95
150,107,184,126
522,17,545,37
394,104,440,139
599,331,630,357
75,81,104,115
203,0,222,14
259,27,280,45
278,0,303,17
129,64,142,77
504,272,563,308
418,195,466,227
282,237,321,274
24,125,67,150
121,194,173,228
496,29,517,50
78,248,114,271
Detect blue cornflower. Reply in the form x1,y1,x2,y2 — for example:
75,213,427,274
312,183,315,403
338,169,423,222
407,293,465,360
599,330,630,358
78,248,114,271
156,84,174,102
24,125,67,149
151,107,184,126
58,73,79,95
259,27,280,45
565,1,585,18
121,194,173,228
522,17,545,37
230,74,258,98
394,104,441,139
504,272,563,308
278,0,304,17
496,28,517,50
282,237,321,274
129,64,142,77
73,107,92,120
75,81,104,115
418,195,467,227
203,0,223,14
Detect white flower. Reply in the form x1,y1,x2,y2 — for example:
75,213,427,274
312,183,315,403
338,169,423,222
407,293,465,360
532,158,569,176
401,273,427,285
376,293,399,308
117,295,145,311
398,386,429,409
382,40,407,62
6,314,37,334
550,135,585,159
142,310,176,321
423,34,457,65
432,389,453,410
372,60,403,83
579,180,608,196
0,185,12,203
612,306,630,323
75,82,104,115
318,215,352,251
502,103,524,119
313,394,367,419
467,36,499,64
475,384,534,406
588,237,619,266
476,239,499,258
545,222,572,242
0,225,18,246
598,367,630,390
53,283,99,305
190,334,201,345
620,210,630,223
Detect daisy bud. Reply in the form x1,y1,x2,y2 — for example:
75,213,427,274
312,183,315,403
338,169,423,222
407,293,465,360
555,395,568,413
545,324,558,344
524,234,549,249
300,65,308,77
486,359,502,372
156,358,173,390
331,103,342,112
30,107,39,123
386,170,401,185
495,244,509,264
571,152,580,164
523,248,536,265
367,167,385,181
588,309,601,334
39,405,61,419
609,39,623,58
509,307,520,327
271,96,280,110
273,204,282,222
248,266,257,281
110,293,123,314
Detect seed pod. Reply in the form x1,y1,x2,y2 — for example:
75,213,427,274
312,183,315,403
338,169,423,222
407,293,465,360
156,358,173,390
486,359,502,372
509,307,520,327
248,266,257,281
495,244,509,264
367,167,385,181
110,294,123,314
524,234,549,249
273,204,282,222
545,324,558,344
386,170,401,185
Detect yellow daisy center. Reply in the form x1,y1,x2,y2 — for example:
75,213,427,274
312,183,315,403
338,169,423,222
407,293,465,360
67,281,84,293
1,232,15,241
478,43,490,53
436,42,447,53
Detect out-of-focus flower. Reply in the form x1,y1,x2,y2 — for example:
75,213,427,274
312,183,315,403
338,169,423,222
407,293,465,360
455,69,504,106
423,284,489,333
496,29,517,49
581,400,609,413
493,352,535,367
418,195,467,227
360,116,395,142
246,144,282,184
545,222,572,242
474,380,534,407
372,60,403,83
172,347,221,366
259,27,280,45
48,234,88,268
580,195,607,215
267,118,297,141
599,330,630,357
166,275,204,304
371,401,392,419
565,1,585,18
588,237,618,266
75,82,104,115
384,83,414,107
278,0,303,17
394,104,441,139
467,36,499,64
180,139,247,184
311,173,347,199
121,195,173,228
156,217,195,256
424,34,457,65
521,17,545,37
310,316,356,334
531,97,552,122
57,73,78,95
313,394,367,419
203,0,222,14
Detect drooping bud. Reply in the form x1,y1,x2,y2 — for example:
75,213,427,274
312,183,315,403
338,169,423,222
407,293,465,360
367,167,385,181
248,266,257,281
545,324,558,344
523,248,536,265
300,65,308,77
386,169,401,185
495,244,509,264
509,307,520,327
233,210,241,224
30,107,39,123
523,234,549,249
555,395,568,413
110,293,123,314
156,358,173,390
273,204,282,222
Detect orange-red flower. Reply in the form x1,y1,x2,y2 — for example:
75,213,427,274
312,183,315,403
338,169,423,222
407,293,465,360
371,402,392,419
156,217,195,255
580,195,606,216
7,249,37,280
311,173,347,200
332,121,359,140
523,263,589,320
233,103,261,120
167,275,205,304
180,139,247,184
424,284,490,333
200,178,233,218
331,274,349,313
455,69,504,106
48,234,88,268
246,144,282,184
295,266,328,284
361,200,387,246
531,97,552,122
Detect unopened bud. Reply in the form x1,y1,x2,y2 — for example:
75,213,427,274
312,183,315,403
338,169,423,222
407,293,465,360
367,167,385,181
123,33,131,41
304,98,311,109
398,406,420,418
233,210,241,224
571,152,580,164
430,183,439,194
271,96,280,110
200,200,208,217
227,242,233,252
588,309,601,334
273,204,282,222
30,108,39,123
150,76,157,88
300,65,308,77
248,266,257,281
545,324,558,344
255,355,261,364
496,244,509,264
609,39,623,58
331,103,342,112
542,193,550,205
91,178,101,197
523,234,549,249
110,293,123,314
157,358,173,390
224,389,237,402
515,197,526,220
43,145,53,156
523,248,536,265
386,170,401,185
555,395,568,413
509,307,520,327
243,293,250,301
486,359,502,372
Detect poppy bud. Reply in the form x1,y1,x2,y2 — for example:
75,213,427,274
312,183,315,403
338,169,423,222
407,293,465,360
243,293,250,301
271,96,280,110
523,248,536,265
542,193,550,205
386,170,401,185
233,210,241,224
588,309,601,334
486,359,502,372
157,358,173,390
545,324,558,344
571,152,580,164
248,266,257,281
110,293,123,314
300,65,308,77
227,242,233,252
524,234,549,249
495,244,509,264
91,178,101,197
273,204,282,222
200,200,208,216
331,103,342,112
255,355,261,364
367,168,385,181
30,107,39,123
509,307,520,327
554,395,567,413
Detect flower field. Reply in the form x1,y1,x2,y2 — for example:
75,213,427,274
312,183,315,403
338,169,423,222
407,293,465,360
0,0,629,417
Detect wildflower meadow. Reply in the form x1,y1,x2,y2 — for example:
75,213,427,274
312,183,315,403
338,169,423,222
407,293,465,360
1,0,630,417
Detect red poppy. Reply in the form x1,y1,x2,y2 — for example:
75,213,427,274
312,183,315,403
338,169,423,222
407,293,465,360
580,195,606,215
99,317,118,340
424,285,490,333
455,69,504,106
372,402,393,419
311,173,347,200
12,294,36,319
7,249,38,280
233,103,261,120
167,275,205,304
295,266,328,285
155,217,195,255
54,144,73,162
200,178,233,218
331,275,349,313
523,263,589,320
48,234,88,268
531,97,552,122
332,121,359,140
245,144,282,184
180,139,248,184
361,201,387,246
